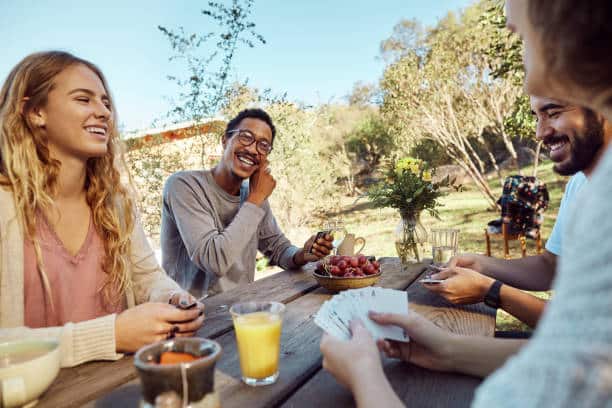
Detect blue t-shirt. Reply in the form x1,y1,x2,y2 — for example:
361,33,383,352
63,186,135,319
544,172,588,256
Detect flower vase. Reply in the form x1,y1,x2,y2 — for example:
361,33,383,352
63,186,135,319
395,211,427,265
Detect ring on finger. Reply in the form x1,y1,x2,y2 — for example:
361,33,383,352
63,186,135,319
166,325,180,339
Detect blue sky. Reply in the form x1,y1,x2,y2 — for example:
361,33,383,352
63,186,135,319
1,0,473,131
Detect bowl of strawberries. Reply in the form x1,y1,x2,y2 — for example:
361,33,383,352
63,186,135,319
313,255,382,292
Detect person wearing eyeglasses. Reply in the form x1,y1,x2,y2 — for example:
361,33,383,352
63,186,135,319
160,108,334,297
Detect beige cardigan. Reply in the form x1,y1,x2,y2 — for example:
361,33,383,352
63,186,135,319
0,188,182,367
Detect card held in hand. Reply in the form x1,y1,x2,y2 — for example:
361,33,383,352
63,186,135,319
313,287,409,342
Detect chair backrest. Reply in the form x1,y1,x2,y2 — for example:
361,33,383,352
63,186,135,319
498,175,550,235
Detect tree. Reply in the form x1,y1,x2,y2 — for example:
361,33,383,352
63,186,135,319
378,0,538,207
479,0,536,142
158,0,266,123
380,7,520,208
379,18,426,65
345,115,394,173
347,81,379,107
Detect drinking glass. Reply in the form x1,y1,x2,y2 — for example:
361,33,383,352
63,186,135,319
230,301,285,386
430,228,459,265
323,219,347,254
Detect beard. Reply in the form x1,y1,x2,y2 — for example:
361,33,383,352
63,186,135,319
554,110,605,176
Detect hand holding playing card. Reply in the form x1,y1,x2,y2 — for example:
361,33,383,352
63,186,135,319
314,288,410,342
320,319,383,390
371,310,457,372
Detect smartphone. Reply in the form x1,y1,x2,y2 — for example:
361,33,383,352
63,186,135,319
310,230,331,253
420,278,445,284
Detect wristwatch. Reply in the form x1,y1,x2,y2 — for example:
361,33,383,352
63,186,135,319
484,280,503,309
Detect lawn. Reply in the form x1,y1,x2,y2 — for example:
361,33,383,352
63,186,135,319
317,160,566,331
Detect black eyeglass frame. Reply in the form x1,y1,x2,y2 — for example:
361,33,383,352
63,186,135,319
226,129,274,155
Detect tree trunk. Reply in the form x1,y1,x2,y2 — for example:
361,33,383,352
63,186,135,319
501,133,521,175
446,148,498,209
466,140,486,174
487,150,503,185
533,141,542,177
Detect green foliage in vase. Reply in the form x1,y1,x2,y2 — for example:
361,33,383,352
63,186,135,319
367,157,457,218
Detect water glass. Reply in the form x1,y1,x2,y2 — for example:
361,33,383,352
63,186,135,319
430,228,459,265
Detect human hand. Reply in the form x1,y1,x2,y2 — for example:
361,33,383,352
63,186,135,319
169,291,205,315
247,157,276,206
370,310,457,373
115,302,205,352
423,266,494,305
294,233,334,265
320,320,384,391
446,253,486,274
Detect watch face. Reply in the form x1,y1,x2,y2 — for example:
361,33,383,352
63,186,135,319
484,297,498,309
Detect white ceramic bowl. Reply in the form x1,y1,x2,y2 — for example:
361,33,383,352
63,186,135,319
0,339,60,408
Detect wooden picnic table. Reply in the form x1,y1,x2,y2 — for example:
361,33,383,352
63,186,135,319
37,258,495,408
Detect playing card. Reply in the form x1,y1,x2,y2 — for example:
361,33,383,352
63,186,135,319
367,288,409,342
313,288,409,342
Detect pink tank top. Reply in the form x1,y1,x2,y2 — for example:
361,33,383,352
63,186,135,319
23,214,125,328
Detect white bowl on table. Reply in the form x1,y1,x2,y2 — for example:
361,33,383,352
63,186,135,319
0,339,60,408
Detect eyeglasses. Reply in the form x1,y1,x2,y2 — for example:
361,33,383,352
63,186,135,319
227,129,273,155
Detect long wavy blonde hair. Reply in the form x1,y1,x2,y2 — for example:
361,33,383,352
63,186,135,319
0,51,135,307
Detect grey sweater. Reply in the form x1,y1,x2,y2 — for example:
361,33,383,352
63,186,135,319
161,170,299,297
473,146,612,407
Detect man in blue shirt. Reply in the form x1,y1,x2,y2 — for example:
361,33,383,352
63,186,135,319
424,96,609,328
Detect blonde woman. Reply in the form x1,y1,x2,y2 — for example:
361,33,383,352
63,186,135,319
0,51,205,367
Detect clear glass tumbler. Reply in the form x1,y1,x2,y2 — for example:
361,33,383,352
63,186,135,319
430,228,460,265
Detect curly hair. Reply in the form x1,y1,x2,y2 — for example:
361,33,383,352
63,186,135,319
0,51,135,308
528,1,612,108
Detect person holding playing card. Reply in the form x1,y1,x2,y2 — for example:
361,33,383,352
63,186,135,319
322,1,612,407
160,108,334,298
422,93,611,330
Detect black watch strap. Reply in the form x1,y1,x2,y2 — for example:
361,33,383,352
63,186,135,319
484,280,503,309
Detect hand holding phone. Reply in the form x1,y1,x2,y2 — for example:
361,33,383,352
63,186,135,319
419,278,445,285
309,230,331,254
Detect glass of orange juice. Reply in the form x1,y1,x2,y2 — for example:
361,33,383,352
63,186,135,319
230,301,285,386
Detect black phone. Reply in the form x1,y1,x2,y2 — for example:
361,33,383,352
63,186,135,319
310,230,331,253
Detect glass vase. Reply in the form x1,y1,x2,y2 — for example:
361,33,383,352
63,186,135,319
395,211,428,265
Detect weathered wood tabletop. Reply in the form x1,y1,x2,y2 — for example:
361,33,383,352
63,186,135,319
37,258,496,408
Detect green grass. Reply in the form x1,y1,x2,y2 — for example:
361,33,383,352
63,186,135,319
321,161,567,331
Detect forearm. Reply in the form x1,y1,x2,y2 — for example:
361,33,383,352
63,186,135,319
448,335,526,378
479,252,556,290
353,369,404,408
499,284,547,328
0,315,121,367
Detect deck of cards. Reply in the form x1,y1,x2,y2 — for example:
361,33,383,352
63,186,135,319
314,287,409,342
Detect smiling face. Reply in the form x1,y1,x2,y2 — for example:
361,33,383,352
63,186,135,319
530,96,605,176
221,117,273,179
30,63,112,162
